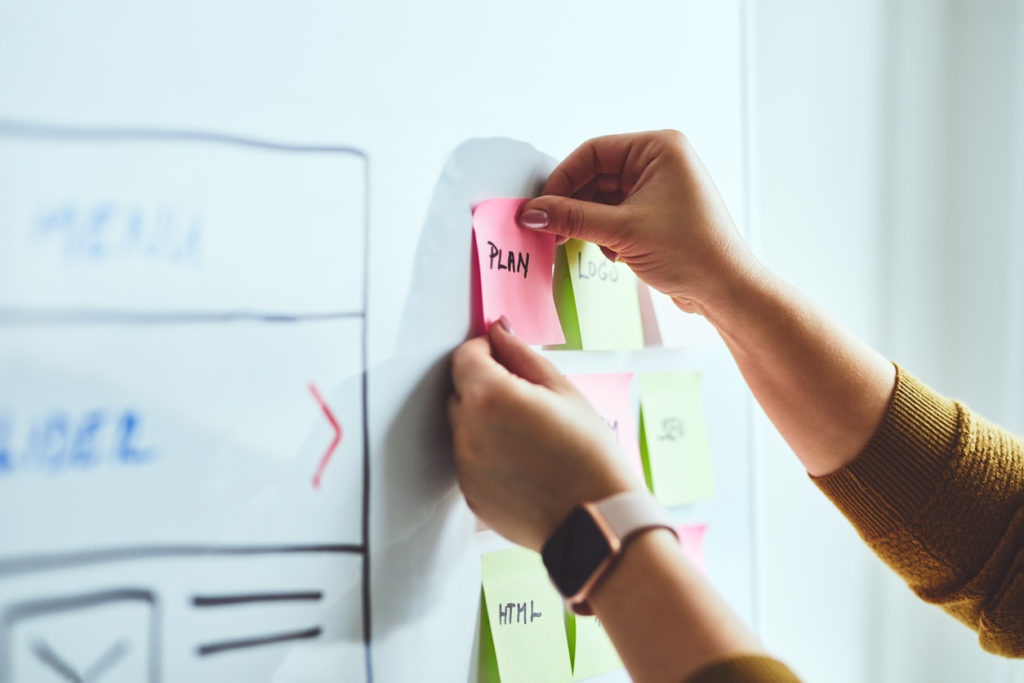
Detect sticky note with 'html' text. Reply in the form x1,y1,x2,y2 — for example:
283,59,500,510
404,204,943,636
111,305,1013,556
479,547,571,682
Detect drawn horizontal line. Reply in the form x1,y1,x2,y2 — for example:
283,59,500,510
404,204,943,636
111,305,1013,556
0,308,364,326
196,626,322,656
0,118,368,157
0,544,365,577
2,588,157,631
192,591,323,607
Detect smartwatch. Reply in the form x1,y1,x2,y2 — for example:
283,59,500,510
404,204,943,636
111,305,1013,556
541,490,676,615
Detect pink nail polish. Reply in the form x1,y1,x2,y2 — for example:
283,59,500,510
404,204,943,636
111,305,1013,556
496,315,513,335
518,208,549,229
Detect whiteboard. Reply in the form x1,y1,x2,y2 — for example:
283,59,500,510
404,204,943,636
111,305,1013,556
0,2,752,681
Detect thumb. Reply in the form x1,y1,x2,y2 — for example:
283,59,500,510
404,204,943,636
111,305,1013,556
488,317,569,392
518,195,630,248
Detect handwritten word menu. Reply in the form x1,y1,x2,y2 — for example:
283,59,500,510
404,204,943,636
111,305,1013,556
472,198,564,345
639,372,714,506
481,547,571,682
565,373,644,481
553,239,643,350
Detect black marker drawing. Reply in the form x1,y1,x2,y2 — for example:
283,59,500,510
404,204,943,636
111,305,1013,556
191,591,323,608
0,120,374,683
196,626,322,657
0,588,159,683
30,637,132,683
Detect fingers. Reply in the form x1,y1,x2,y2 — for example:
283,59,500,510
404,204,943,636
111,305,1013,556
517,194,632,247
447,394,464,444
540,130,674,198
450,335,508,399
540,133,641,197
450,325,570,404
516,130,682,245
487,321,570,393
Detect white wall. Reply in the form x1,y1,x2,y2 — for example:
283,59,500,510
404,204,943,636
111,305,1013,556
750,3,888,681
752,1,1024,681
877,1,1024,681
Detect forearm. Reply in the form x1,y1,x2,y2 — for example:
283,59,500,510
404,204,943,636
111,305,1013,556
813,368,1024,654
706,263,1024,653
700,263,896,477
589,529,763,681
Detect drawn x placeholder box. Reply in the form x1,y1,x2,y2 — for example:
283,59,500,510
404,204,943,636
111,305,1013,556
2,589,158,683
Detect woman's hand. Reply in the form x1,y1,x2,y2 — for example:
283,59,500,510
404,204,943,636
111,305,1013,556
517,130,759,318
448,319,770,683
448,319,644,551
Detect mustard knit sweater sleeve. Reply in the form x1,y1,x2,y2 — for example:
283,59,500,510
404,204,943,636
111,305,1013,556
683,655,802,682
814,364,1024,655
686,364,1024,682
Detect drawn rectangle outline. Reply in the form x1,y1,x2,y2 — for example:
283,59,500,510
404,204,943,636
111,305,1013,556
0,120,373,682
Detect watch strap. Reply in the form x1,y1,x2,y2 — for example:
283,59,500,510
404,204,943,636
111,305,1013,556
570,491,677,615
593,490,676,545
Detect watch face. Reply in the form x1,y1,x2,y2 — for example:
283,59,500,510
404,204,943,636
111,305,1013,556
542,506,612,597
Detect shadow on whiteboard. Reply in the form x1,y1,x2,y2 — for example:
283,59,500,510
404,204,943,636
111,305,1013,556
369,138,558,680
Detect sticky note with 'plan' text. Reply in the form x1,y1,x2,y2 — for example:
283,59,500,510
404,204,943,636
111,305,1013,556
473,198,564,345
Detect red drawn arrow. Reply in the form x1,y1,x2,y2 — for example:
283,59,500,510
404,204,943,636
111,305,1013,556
308,383,342,490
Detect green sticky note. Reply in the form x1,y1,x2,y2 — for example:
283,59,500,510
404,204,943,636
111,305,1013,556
552,243,582,349
567,610,622,680
638,371,714,506
480,586,501,683
480,547,572,682
551,240,643,350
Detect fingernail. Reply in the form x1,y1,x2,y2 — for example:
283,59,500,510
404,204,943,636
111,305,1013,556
496,315,513,335
518,208,549,229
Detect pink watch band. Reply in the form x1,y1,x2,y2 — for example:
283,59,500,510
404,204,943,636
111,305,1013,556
570,491,677,616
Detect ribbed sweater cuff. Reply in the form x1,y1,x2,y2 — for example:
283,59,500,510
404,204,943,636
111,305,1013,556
685,654,801,682
813,364,963,538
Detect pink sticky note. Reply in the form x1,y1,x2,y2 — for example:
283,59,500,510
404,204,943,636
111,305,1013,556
472,198,565,345
676,523,708,576
567,373,644,480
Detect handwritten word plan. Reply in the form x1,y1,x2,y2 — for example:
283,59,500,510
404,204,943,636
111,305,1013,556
472,198,564,345
638,371,714,506
553,239,643,350
566,373,644,481
480,547,571,682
